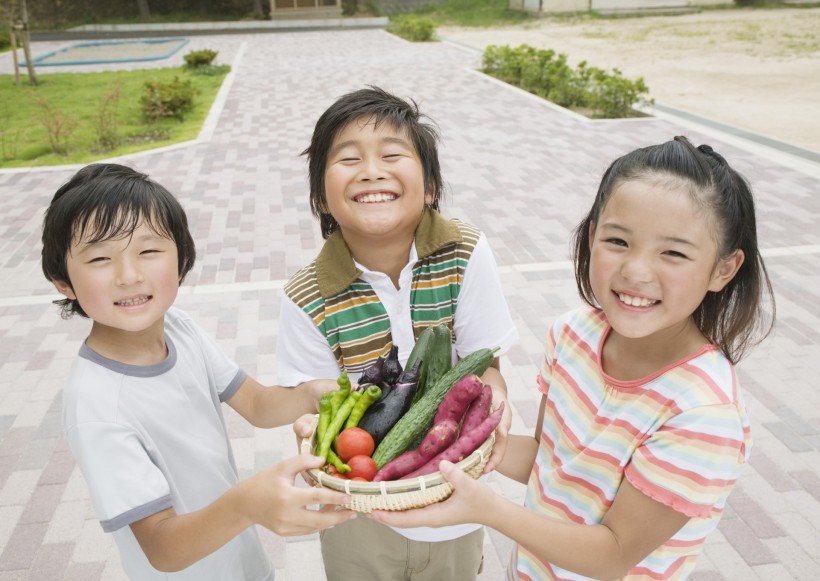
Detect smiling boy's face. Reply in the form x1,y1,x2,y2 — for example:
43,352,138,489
53,220,180,338
323,116,431,251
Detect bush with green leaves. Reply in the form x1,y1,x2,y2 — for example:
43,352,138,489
482,44,653,119
183,49,218,68
140,77,195,122
386,14,437,42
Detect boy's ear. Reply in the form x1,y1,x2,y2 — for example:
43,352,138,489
709,250,745,292
52,279,77,300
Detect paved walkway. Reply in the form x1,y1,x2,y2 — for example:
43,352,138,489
1,25,820,581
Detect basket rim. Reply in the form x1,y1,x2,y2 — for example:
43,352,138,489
301,419,494,495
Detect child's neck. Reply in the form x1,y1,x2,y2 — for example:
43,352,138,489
602,320,708,382
349,236,414,289
85,319,168,366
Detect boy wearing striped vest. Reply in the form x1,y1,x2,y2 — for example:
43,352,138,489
276,87,518,580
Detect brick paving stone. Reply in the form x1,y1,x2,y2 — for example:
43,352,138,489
1,23,819,580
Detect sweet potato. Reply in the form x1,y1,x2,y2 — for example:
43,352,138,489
404,402,504,479
372,419,459,482
460,383,492,435
432,374,483,426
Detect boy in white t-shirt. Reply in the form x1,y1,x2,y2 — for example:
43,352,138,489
41,163,356,580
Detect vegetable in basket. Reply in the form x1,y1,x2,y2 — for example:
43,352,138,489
371,347,497,469
403,402,504,479
358,359,422,446
373,418,459,482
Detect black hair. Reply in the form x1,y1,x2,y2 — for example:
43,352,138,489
41,163,196,318
302,85,444,239
571,136,775,363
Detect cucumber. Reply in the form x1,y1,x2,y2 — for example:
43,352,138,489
411,323,453,405
426,324,453,393
405,325,436,376
372,346,498,469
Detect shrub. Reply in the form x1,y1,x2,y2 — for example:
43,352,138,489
481,44,653,119
386,14,437,42
183,49,218,69
31,94,79,155
92,85,121,151
140,77,195,122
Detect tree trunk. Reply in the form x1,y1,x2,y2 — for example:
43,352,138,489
18,0,37,85
252,0,264,18
137,0,151,20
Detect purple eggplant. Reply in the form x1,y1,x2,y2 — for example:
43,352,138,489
382,345,402,386
357,355,386,389
358,359,422,446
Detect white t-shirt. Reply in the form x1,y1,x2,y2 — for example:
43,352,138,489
277,233,518,541
62,307,273,580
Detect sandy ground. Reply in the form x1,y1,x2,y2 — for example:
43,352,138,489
439,7,820,153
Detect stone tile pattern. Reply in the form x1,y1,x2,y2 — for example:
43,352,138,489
1,29,819,580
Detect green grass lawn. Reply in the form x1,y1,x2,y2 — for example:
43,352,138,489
0,66,229,168
415,0,532,27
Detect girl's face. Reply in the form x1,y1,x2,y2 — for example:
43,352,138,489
54,220,180,338
323,116,431,248
588,178,742,344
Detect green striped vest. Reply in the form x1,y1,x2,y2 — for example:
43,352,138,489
284,209,480,372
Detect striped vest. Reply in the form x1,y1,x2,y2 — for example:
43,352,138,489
284,209,480,372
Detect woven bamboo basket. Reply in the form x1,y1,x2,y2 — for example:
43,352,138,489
301,422,495,513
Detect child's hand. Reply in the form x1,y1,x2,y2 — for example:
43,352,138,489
482,392,512,473
302,378,340,410
240,454,355,536
292,412,318,453
368,460,489,529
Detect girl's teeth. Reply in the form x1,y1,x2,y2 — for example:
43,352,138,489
617,292,656,307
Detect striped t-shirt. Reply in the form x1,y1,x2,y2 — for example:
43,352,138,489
514,306,751,580
283,208,479,372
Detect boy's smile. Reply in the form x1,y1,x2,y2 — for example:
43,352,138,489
323,117,430,254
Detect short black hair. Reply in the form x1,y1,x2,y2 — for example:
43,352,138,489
41,163,196,318
302,86,444,239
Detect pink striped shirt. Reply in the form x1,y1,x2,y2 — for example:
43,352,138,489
514,306,751,580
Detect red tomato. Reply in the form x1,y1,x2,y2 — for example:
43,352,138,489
347,455,377,481
335,427,375,462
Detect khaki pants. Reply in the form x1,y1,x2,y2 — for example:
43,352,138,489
320,516,484,581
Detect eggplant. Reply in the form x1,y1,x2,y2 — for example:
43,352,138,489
382,345,403,386
358,355,386,388
358,359,422,446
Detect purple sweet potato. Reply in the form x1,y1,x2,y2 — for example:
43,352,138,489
460,383,492,435
404,402,505,479
373,419,459,482
433,374,483,427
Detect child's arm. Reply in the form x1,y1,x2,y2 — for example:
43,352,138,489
130,453,355,572
495,395,545,483
226,376,337,428
480,359,512,472
370,459,688,579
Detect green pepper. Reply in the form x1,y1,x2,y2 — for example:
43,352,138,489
316,392,332,448
327,449,351,474
330,370,351,419
344,384,382,429
316,391,360,460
